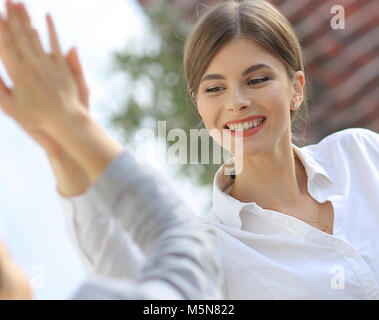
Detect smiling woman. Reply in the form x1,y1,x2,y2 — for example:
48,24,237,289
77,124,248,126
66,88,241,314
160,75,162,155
0,0,378,300
53,0,379,300
48,0,379,300
184,0,310,138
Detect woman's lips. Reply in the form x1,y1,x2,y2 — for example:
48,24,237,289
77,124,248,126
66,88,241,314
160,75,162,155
224,118,266,138
224,115,266,129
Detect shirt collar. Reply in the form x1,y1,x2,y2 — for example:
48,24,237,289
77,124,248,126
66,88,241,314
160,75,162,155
211,143,334,229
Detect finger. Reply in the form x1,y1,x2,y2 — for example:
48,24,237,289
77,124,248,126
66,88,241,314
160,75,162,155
14,2,45,59
5,1,32,61
72,48,89,108
4,0,43,80
67,47,89,108
6,2,47,83
5,0,15,23
0,13,23,83
46,13,63,60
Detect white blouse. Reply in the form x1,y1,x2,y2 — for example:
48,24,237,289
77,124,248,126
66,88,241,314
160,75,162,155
58,127,379,299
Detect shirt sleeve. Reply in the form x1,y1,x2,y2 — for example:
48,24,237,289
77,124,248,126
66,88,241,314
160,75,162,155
358,128,379,155
338,128,379,170
66,146,223,300
57,151,146,279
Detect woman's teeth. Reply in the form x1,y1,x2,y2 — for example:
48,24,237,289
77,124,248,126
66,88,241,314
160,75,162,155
227,118,265,131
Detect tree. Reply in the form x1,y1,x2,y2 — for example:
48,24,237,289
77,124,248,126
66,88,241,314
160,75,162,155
109,1,221,191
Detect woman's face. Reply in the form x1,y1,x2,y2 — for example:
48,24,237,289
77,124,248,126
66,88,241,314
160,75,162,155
195,38,303,158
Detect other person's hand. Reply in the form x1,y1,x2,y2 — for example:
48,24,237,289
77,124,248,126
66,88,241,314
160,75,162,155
0,0,87,135
0,239,32,300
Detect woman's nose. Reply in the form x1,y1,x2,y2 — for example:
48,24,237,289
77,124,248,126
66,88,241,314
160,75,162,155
224,87,251,111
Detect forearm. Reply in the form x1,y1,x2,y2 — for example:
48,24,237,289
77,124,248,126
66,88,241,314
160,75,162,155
44,108,123,184
70,147,223,300
19,123,92,197
47,152,91,197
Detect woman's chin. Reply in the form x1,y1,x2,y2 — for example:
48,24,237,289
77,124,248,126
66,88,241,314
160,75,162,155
228,140,263,159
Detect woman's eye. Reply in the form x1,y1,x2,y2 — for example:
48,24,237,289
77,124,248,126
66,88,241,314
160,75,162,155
205,77,268,93
206,86,222,93
247,77,269,85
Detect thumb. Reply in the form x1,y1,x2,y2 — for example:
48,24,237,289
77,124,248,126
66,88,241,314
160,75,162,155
66,47,90,109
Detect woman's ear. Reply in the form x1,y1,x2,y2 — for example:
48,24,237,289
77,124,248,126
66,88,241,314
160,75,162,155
291,71,304,106
293,71,305,96
190,91,198,108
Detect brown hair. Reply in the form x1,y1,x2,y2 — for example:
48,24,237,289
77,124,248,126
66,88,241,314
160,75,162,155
183,0,311,144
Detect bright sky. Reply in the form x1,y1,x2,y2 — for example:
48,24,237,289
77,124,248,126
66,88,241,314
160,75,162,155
0,0,211,299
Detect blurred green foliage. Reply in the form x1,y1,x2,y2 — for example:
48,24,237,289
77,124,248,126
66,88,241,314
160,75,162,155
109,1,222,191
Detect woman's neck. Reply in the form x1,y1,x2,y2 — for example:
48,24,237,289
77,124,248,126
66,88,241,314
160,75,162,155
229,147,308,211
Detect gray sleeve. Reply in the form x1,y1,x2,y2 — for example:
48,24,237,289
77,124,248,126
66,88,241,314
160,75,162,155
57,168,146,279
70,147,223,300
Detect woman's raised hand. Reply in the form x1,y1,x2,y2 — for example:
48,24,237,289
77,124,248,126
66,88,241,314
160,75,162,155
0,0,86,133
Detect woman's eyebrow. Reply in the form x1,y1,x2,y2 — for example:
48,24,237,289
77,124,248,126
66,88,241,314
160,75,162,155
200,63,273,83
